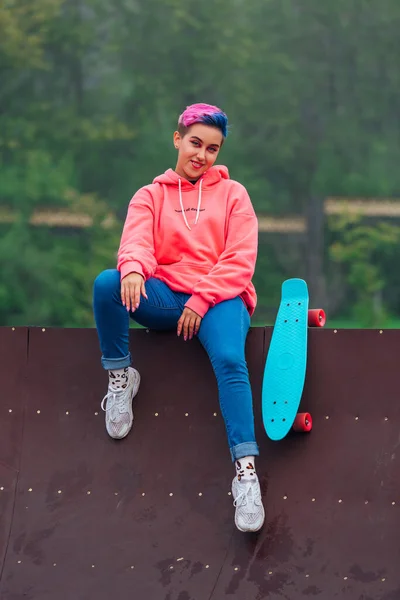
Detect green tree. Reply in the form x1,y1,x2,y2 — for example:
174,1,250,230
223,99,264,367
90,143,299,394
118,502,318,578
330,212,400,326
3,0,400,327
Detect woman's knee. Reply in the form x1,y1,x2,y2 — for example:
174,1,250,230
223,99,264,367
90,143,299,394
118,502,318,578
212,347,247,374
93,269,121,301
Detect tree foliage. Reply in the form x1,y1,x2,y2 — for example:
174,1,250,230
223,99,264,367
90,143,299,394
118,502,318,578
330,214,400,326
1,0,400,326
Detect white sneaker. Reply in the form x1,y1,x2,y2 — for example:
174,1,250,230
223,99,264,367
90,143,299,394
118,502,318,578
232,476,265,533
101,367,140,439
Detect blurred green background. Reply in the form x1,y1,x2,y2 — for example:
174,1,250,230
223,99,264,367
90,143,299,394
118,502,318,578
2,0,400,328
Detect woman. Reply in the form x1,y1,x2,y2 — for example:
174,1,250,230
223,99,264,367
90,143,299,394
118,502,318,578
93,103,265,532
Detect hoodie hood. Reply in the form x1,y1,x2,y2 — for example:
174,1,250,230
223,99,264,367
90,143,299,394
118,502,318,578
152,165,230,231
153,165,230,189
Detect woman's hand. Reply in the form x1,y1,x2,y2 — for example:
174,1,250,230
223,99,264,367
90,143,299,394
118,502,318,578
177,307,202,341
121,272,147,312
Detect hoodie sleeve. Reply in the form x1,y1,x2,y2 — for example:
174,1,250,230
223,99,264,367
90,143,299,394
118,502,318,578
184,186,258,318
117,187,157,280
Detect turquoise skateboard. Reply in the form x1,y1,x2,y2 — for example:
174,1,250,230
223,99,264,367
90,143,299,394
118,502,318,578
262,278,326,441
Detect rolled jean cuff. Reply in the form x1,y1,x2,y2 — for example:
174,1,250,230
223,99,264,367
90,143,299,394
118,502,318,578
101,353,131,371
230,441,259,462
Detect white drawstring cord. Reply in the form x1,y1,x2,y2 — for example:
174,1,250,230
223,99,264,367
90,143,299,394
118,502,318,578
195,179,202,225
178,178,203,230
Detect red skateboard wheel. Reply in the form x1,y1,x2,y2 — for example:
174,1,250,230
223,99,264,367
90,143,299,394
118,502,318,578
293,412,312,432
308,309,326,327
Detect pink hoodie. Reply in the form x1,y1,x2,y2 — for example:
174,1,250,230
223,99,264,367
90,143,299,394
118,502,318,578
117,165,258,317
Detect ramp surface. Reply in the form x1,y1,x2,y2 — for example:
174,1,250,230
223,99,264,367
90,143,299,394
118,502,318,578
0,326,400,599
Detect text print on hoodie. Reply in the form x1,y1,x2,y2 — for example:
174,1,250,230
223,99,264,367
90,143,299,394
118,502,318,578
117,165,258,318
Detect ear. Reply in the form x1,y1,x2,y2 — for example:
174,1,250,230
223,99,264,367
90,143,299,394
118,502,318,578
173,131,181,149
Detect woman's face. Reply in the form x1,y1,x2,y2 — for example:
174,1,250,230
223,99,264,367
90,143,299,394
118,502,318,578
174,123,223,181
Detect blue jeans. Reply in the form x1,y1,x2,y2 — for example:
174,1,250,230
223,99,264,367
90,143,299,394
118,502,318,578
93,269,259,461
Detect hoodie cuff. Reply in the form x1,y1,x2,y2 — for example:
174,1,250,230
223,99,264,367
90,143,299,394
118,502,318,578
185,294,211,318
119,261,145,280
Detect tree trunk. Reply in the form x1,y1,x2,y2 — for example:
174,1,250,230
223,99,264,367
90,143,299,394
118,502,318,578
306,195,326,309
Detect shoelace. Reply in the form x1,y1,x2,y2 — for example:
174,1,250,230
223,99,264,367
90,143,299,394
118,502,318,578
233,481,256,508
100,388,126,413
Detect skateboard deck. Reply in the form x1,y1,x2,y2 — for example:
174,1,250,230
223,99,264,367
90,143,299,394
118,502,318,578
262,278,309,441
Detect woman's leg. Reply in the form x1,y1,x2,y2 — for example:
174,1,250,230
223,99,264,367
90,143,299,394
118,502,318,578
197,297,258,462
92,269,187,438
93,269,131,370
93,269,187,369
197,297,264,533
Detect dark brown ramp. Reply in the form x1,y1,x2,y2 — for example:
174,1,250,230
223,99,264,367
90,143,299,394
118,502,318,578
0,327,27,578
1,326,400,599
212,329,400,599
0,327,264,600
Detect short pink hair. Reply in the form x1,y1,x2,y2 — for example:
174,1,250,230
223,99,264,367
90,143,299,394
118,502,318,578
178,103,228,137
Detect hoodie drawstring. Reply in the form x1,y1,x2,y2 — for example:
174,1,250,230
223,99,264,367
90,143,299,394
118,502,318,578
178,178,203,231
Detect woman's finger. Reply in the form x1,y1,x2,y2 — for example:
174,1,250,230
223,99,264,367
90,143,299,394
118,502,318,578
133,282,141,310
141,280,148,300
183,314,190,341
194,316,201,335
130,282,139,312
122,282,130,311
177,314,184,337
125,283,131,312
189,315,197,340
129,283,135,311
